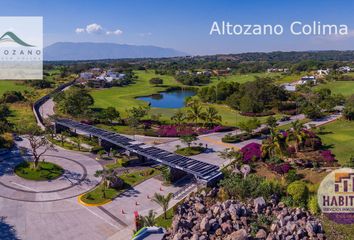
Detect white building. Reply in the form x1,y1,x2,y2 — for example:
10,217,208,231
317,69,330,76
267,68,289,73
338,66,351,73
80,72,93,79
106,71,126,80
282,83,296,92
299,76,316,85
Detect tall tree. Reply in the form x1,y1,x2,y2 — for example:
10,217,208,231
152,193,173,219
26,127,55,169
287,120,305,153
171,110,186,126
187,101,205,125
203,106,221,127
103,107,120,124
239,118,261,135
55,87,94,116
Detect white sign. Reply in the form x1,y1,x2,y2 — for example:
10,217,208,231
0,16,43,79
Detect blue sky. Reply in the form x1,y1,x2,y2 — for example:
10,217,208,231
1,0,354,55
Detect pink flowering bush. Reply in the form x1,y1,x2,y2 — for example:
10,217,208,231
319,150,336,162
269,162,292,175
157,125,231,137
240,143,262,163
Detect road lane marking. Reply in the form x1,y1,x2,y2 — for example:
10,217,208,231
79,204,121,230
10,181,37,192
201,136,239,150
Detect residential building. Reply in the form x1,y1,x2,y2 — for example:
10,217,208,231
338,66,351,73
79,72,94,79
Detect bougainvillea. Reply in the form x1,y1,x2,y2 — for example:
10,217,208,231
269,162,292,175
319,150,336,162
157,125,231,137
240,142,262,163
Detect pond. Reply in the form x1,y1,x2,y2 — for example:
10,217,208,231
137,89,196,108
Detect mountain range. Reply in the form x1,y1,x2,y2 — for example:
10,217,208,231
44,42,187,61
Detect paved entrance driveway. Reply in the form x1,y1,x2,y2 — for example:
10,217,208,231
0,138,187,240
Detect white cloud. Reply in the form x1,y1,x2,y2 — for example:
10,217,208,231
106,29,123,35
75,28,85,34
86,23,103,34
138,32,152,37
75,23,123,36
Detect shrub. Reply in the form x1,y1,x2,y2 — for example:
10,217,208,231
91,146,104,154
255,179,284,200
222,134,240,143
1,91,25,103
240,143,262,163
285,169,301,183
286,181,309,207
307,195,320,215
219,174,284,201
319,150,336,162
269,162,291,175
281,196,294,207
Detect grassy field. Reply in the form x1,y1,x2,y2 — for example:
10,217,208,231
210,72,302,85
8,103,37,131
314,81,354,96
318,119,354,165
91,70,181,114
0,80,31,96
155,207,174,229
91,70,282,127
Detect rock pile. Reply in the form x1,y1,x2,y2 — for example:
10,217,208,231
163,189,325,240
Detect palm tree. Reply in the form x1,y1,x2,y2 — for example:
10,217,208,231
203,106,221,127
141,210,157,227
187,102,205,125
287,120,305,153
262,130,286,158
171,110,186,130
152,193,173,219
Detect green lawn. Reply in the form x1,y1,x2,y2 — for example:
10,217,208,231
90,70,283,129
8,103,37,132
14,161,64,181
81,168,161,204
175,146,205,156
0,80,31,96
90,70,181,116
314,81,354,96
210,72,303,85
318,119,354,165
276,118,311,131
155,207,174,229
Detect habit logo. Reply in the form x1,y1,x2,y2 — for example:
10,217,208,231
318,168,354,224
334,172,354,193
0,31,35,47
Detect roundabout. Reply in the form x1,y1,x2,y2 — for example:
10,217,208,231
0,141,102,202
